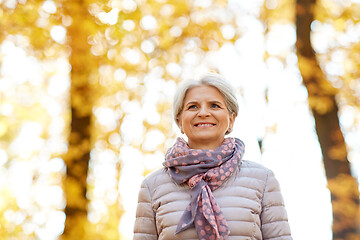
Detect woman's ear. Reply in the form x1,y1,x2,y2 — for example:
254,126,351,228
177,116,184,134
228,112,236,131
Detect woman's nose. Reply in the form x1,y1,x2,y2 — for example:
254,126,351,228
198,106,210,117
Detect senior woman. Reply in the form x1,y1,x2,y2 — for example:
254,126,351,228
133,74,292,240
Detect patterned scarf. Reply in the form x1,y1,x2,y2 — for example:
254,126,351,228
163,137,245,240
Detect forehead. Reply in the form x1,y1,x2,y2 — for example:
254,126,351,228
183,85,225,102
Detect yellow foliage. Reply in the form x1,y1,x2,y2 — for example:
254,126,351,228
327,134,347,160
308,95,335,115
297,55,340,114
64,140,91,164
334,18,346,31
260,0,295,24
328,174,360,199
297,56,318,82
70,94,94,117
63,177,87,209
0,190,36,239
0,121,8,137
85,203,123,240
328,175,360,236
61,214,90,240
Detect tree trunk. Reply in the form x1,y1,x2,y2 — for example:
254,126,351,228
61,1,97,239
295,0,360,239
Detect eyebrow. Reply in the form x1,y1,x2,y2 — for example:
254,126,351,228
184,100,224,106
184,101,198,107
209,100,223,105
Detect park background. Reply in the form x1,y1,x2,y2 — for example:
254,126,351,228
0,0,359,239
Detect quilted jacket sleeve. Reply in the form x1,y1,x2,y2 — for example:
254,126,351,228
261,169,292,240
133,179,158,240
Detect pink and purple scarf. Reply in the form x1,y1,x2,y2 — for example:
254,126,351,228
163,137,245,240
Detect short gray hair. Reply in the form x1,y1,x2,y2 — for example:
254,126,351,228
173,73,239,127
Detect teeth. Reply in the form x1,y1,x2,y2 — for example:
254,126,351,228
197,124,213,127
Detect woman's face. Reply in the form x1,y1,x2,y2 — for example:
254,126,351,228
178,85,235,150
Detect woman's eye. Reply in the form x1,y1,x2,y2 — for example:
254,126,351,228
188,105,197,109
211,104,220,108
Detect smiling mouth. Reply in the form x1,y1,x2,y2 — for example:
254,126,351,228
195,123,215,127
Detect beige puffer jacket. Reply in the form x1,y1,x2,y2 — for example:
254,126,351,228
133,160,292,240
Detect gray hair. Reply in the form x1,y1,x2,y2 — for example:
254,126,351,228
173,73,239,127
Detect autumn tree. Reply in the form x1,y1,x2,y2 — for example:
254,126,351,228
60,1,99,239
295,0,360,238
262,0,360,238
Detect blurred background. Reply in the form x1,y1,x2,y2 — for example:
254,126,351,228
0,0,359,239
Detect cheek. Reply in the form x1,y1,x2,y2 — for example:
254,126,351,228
223,115,233,128
178,114,188,128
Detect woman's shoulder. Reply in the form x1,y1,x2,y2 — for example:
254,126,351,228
238,160,274,181
241,159,270,170
140,167,188,201
145,167,166,177
142,167,172,187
